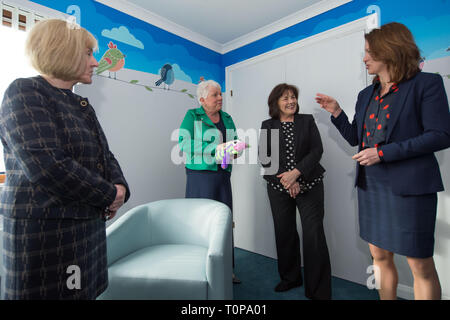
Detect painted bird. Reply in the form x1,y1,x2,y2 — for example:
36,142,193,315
96,41,125,79
155,63,175,90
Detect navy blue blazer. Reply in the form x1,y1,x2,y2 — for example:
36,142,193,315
331,71,450,196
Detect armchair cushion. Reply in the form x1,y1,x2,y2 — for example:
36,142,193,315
101,244,208,300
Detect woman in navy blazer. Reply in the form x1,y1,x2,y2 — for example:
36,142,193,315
316,23,450,300
0,20,130,299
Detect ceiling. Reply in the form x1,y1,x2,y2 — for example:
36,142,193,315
97,0,350,53
124,0,322,44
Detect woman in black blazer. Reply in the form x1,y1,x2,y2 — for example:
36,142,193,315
259,83,331,300
316,23,450,300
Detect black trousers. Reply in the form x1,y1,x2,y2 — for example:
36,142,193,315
267,181,331,299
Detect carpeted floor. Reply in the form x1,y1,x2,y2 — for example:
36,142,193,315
232,248,380,300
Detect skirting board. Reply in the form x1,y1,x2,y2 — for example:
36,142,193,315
397,284,450,300
397,284,414,300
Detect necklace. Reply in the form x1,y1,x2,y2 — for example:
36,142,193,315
56,87,68,96
41,76,89,108
55,86,88,107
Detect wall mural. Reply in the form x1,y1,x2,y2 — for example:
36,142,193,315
221,0,450,90
32,0,449,92
97,41,126,79
95,40,195,99
31,0,222,93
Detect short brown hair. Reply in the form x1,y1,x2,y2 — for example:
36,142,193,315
267,83,299,119
25,19,98,81
365,22,420,83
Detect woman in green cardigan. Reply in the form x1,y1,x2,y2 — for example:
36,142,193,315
179,80,241,283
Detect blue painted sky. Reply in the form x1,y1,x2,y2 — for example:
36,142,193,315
31,0,223,86
32,0,450,88
223,0,450,67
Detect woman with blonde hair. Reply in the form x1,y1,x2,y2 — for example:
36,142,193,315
316,22,450,300
0,19,130,299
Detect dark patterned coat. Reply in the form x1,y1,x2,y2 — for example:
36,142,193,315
0,76,130,299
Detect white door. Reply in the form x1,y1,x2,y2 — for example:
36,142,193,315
227,54,286,259
226,16,375,285
284,29,371,283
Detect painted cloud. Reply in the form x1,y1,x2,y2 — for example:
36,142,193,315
101,26,144,49
171,64,192,83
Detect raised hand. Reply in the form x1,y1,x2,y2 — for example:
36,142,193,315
315,93,342,118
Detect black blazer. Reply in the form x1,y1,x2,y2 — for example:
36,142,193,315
259,113,325,185
332,71,450,195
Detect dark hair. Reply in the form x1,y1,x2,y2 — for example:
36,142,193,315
365,22,420,83
267,83,299,119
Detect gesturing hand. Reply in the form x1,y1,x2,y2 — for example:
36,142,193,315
352,148,381,166
315,93,342,118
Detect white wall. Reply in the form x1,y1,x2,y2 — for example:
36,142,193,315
0,27,39,173
76,68,198,223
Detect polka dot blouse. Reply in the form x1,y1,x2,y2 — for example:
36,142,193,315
269,121,323,195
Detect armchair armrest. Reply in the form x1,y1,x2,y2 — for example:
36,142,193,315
205,207,233,300
105,204,152,266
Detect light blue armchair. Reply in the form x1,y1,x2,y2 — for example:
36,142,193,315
98,198,233,300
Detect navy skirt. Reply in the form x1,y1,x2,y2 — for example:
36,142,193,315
185,168,232,211
357,164,437,258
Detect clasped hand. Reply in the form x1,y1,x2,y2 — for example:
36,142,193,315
352,148,381,166
277,169,301,198
107,184,126,220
